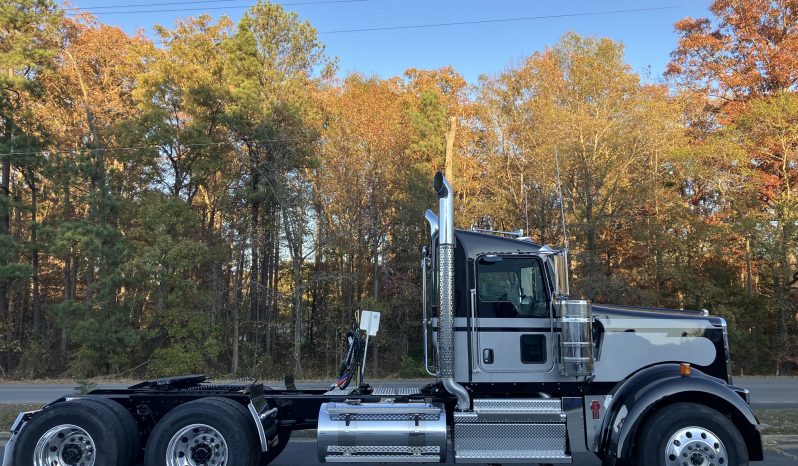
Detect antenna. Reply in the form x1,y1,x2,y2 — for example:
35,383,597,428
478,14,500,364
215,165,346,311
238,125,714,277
554,147,570,295
554,147,568,250
524,179,530,234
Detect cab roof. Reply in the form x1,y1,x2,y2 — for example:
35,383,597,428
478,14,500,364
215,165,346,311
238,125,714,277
453,229,543,260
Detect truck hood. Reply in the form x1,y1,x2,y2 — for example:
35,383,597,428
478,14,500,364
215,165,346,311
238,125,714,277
591,304,725,327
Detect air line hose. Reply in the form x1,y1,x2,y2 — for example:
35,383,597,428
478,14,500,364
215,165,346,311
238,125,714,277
334,321,363,390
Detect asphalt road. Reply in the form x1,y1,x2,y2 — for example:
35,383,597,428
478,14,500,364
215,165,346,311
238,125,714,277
0,377,796,408
2,439,797,465
735,377,798,409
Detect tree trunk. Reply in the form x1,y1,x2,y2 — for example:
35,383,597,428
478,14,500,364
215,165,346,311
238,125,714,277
31,184,41,339
232,237,246,374
745,237,753,295
0,116,11,370
445,116,456,181
248,147,261,351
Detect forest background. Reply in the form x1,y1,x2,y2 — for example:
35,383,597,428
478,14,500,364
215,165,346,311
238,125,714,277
1,0,796,380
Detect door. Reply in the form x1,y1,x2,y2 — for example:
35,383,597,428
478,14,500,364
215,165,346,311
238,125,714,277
472,255,555,375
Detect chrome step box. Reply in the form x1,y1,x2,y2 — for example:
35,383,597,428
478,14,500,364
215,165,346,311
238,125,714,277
454,398,571,464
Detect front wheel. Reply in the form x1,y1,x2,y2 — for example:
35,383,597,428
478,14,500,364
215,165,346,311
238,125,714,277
635,402,749,466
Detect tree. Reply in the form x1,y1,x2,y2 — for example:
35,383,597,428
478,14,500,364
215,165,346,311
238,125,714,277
475,33,685,301
0,0,61,373
668,0,798,101
36,17,151,375
221,0,331,373
669,0,798,373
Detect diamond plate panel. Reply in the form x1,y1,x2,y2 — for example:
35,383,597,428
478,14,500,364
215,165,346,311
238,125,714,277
371,386,421,396
371,387,394,396
325,455,441,463
396,387,422,396
324,386,357,396
454,423,567,458
327,445,440,454
474,398,562,413
330,413,440,421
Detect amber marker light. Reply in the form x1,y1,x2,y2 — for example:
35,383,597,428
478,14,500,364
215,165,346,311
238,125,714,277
680,363,692,377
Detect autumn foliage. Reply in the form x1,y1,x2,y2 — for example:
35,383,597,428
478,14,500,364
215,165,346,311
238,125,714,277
0,0,796,379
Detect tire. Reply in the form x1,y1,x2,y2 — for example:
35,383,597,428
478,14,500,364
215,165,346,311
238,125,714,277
260,429,291,465
12,398,132,466
84,396,141,462
144,397,260,466
200,395,291,466
634,402,749,466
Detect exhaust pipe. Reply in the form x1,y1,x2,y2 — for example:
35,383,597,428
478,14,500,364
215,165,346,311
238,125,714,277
433,172,470,411
424,209,439,238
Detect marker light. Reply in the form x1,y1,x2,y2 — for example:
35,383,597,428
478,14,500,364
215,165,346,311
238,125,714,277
680,363,692,377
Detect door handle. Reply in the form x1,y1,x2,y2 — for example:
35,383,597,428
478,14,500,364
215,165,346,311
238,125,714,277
482,348,494,364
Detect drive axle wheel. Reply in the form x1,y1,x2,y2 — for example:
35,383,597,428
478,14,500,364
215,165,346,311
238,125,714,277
145,397,260,466
165,423,228,466
13,398,134,466
34,424,97,466
635,402,748,466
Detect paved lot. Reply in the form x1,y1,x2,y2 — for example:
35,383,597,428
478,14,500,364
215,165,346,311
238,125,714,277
2,439,797,465
0,377,796,407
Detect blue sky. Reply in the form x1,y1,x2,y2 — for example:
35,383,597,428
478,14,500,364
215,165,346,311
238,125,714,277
66,0,714,83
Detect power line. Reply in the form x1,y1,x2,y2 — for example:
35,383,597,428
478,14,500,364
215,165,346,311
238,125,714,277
64,0,245,11
319,5,681,34
64,0,374,16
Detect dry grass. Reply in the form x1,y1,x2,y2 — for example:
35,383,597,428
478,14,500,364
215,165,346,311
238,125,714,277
756,409,798,435
0,404,41,431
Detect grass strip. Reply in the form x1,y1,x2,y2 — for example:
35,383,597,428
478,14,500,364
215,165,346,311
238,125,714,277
755,409,798,435
0,404,41,431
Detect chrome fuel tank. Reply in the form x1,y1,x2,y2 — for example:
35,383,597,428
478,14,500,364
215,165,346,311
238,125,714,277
317,402,447,463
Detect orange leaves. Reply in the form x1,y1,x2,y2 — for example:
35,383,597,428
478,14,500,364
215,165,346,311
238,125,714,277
668,0,798,102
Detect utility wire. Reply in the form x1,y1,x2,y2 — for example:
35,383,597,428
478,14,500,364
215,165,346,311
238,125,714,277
64,0,248,11
319,5,681,34
64,0,374,15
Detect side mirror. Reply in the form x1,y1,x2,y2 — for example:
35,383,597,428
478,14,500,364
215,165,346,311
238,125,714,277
552,251,570,298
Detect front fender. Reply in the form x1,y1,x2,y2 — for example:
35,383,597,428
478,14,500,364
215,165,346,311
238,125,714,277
601,364,762,462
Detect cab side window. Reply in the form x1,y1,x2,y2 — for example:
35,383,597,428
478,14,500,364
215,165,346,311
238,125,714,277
477,257,548,318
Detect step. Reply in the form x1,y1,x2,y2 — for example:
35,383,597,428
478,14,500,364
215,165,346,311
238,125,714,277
371,386,422,396
453,421,570,464
324,445,442,463
324,386,358,396
458,398,566,423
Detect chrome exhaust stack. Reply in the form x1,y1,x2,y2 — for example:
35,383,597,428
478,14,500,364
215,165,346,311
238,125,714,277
433,172,470,411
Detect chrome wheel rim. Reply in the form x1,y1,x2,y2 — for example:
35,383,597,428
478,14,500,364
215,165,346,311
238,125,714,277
165,423,228,466
34,424,96,466
665,426,728,466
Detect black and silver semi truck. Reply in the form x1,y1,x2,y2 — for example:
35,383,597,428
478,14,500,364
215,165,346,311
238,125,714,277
4,173,763,466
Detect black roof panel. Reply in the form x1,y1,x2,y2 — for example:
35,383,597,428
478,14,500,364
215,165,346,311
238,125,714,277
454,229,542,259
